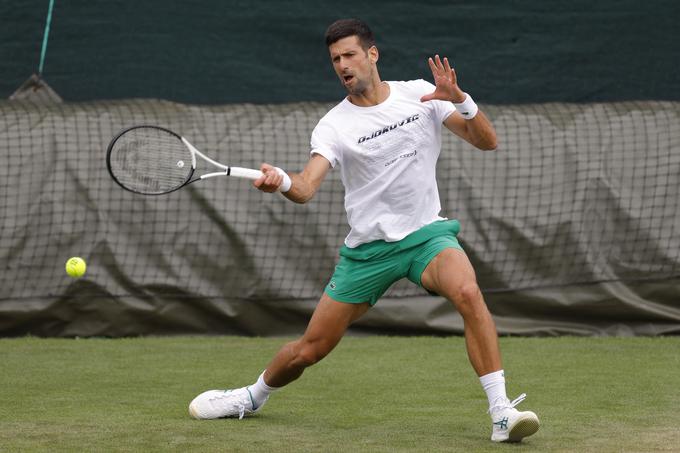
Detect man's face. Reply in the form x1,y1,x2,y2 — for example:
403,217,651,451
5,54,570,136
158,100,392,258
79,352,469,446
328,36,377,95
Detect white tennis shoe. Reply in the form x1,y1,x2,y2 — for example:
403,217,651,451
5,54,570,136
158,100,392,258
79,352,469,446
489,393,540,442
188,387,267,420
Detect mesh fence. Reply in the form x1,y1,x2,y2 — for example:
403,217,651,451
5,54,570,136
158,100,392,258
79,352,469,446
1,99,679,305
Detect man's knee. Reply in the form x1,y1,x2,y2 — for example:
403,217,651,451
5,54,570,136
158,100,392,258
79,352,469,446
292,338,333,368
451,282,485,315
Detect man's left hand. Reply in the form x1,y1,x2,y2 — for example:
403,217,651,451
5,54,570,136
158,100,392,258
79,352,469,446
420,55,466,103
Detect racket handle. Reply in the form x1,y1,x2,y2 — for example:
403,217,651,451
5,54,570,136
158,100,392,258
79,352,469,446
230,167,263,180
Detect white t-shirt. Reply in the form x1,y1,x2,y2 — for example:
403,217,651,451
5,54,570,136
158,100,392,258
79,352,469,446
311,79,456,248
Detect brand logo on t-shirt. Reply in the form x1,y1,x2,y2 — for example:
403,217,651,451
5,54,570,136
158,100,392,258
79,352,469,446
384,150,417,167
357,114,420,144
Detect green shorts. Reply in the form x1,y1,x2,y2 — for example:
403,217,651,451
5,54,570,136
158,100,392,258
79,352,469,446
324,220,463,306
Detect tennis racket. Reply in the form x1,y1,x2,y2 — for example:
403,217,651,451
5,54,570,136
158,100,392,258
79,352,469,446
106,125,263,195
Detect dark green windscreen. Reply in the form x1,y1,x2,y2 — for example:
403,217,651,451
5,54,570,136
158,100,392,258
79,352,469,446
2,0,678,104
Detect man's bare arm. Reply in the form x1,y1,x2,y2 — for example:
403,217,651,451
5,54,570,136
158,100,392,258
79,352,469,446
443,110,497,151
253,153,332,204
421,54,497,151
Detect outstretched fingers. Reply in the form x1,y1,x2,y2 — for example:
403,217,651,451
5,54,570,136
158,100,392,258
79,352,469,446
435,54,444,71
422,54,461,102
428,55,455,83
428,55,444,75
442,56,457,84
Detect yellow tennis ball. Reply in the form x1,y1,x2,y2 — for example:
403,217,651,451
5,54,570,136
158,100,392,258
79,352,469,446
65,257,87,278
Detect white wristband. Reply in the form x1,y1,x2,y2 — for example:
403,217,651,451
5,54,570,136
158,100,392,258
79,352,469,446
453,93,479,120
274,167,292,193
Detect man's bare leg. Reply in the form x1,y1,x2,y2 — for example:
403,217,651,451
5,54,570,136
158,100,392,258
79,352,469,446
421,247,539,442
188,294,369,419
263,294,370,387
420,247,501,376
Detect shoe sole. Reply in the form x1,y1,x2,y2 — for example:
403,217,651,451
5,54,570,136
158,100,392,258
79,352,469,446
506,414,540,442
188,402,201,419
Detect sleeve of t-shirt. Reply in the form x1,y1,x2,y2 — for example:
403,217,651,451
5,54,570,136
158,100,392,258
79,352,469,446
310,119,339,168
414,79,456,124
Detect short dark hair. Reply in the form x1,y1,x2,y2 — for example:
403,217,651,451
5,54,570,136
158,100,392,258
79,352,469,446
325,18,375,50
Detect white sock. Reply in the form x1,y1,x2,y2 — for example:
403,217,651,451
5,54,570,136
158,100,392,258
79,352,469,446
248,371,278,408
479,370,507,409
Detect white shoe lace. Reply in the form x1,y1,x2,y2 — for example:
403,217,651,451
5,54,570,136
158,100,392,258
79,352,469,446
509,393,527,407
207,390,251,420
489,393,527,414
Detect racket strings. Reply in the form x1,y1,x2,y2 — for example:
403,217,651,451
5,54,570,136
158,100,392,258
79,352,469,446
109,127,193,194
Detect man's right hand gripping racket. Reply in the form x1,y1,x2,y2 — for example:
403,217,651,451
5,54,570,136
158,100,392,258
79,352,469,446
106,125,265,195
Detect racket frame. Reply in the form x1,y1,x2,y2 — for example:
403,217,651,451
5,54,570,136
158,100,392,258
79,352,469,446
106,125,263,195
181,137,263,181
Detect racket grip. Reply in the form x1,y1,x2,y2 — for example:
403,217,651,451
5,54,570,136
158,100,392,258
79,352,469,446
230,167,263,180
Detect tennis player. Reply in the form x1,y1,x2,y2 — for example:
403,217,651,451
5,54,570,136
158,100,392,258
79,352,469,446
189,18,540,443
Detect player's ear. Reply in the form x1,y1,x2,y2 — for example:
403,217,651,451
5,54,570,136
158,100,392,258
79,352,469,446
368,45,379,64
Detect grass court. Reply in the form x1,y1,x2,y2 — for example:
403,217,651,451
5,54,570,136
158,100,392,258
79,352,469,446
1,336,678,452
